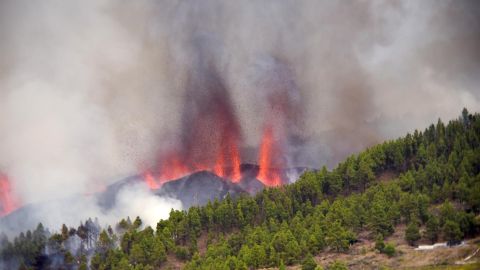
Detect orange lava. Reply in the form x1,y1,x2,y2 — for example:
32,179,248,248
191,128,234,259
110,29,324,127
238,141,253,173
143,122,243,188
142,124,284,189
0,174,19,217
158,152,191,182
142,151,194,189
143,147,242,188
214,133,241,182
143,171,160,189
257,125,283,187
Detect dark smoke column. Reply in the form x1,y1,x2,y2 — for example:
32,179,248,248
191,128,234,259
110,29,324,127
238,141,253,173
153,36,243,182
256,56,305,186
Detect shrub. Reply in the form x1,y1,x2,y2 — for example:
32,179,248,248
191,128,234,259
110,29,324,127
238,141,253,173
302,254,318,270
327,260,348,270
405,222,421,246
383,243,396,257
175,246,190,261
375,235,385,252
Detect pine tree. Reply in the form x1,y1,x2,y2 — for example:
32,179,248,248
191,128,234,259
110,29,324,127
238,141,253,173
443,220,463,246
328,260,348,270
382,243,396,257
405,221,421,246
424,215,440,243
374,235,385,252
302,254,317,270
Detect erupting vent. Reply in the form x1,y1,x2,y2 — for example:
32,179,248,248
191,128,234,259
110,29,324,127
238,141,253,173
258,125,283,186
140,49,300,191
141,118,286,188
0,174,19,217
141,88,290,189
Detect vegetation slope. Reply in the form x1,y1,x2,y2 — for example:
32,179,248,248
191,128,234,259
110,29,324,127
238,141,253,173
1,108,480,270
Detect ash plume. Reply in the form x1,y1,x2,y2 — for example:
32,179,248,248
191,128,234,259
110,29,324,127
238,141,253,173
177,36,242,170
0,0,479,233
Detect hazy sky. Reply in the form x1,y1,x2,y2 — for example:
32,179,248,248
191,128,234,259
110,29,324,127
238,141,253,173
0,0,478,210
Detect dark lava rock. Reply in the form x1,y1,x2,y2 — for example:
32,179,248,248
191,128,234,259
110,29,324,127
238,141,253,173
155,170,247,208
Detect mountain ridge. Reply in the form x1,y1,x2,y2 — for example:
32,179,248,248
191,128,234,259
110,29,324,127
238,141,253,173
1,109,479,270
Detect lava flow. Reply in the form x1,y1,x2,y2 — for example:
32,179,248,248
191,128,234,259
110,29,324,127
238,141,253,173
0,174,19,217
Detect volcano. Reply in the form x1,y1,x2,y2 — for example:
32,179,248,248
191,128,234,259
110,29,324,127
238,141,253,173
0,163,308,235
0,51,309,224
97,163,308,210
155,171,245,208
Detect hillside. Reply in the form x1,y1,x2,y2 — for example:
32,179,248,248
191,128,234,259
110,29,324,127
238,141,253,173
1,108,480,270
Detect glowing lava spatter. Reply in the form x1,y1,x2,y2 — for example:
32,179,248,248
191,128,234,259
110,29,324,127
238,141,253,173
144,145,241,189
158,152,191,182
143,143,243,189
142,65,245,188
230,148,241,182
257,125,283,187
140,55,303,190
214,131,242,182
143,89,243,187
143,171,160,190
0,174,19,217
142,152,197,189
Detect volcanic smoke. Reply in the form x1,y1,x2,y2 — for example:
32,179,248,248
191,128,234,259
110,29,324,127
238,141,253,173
140,53,295,188
141,42,249,188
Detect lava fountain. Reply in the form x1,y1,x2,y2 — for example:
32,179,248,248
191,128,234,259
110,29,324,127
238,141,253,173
141,49,303,190
142,40,243,188
257,124,284,187
0,174,19,217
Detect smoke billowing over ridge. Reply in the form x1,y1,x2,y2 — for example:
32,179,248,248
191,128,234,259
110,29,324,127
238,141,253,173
0,0,479,232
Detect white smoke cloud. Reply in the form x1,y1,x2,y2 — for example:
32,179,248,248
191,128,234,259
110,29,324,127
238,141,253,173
0,0,181,234
0,181,181,236
113,183,181,227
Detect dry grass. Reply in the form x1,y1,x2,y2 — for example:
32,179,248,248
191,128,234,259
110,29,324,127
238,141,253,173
197,231,209,256
409,263,480,270
158,253,185,270
310,227,480,270
378,170,399,183
162,226,480,269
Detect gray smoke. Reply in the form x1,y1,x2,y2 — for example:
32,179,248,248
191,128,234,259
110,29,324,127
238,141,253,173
0,0,479,233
